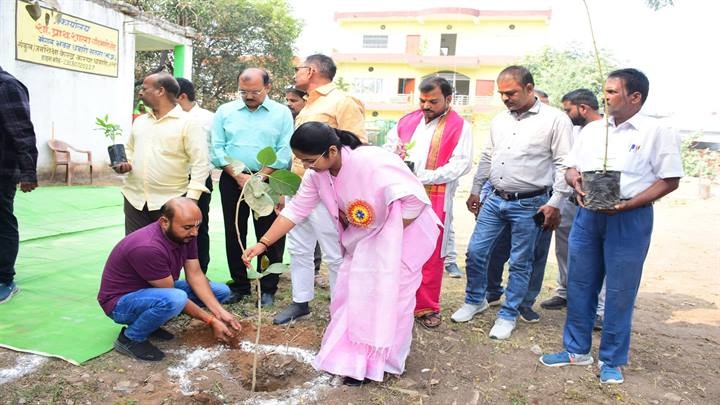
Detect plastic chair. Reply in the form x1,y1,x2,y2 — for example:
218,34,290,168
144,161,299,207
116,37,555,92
47,139,93,185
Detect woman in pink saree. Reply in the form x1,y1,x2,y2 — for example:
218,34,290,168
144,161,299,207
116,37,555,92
243,122,440,385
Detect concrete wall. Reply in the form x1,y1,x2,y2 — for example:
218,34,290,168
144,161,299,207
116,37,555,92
0,1,192,181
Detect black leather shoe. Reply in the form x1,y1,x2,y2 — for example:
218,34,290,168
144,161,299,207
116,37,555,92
273,302,310,325
260,292,274,308
342,376,370,386
224,291,250,305
149,327,174,341
540,296,567,310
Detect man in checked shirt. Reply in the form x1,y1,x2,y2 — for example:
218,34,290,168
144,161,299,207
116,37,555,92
0,66,38,304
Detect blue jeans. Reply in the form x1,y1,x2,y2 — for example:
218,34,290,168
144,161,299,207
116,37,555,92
485,226,552,309
110,280,231,341
0,179,18,284
465,193,548,320
563,206,653,367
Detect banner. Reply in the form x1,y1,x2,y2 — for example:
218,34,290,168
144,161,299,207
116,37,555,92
15,0,119,77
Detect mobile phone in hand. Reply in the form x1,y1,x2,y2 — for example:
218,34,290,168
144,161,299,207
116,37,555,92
532,211,545,228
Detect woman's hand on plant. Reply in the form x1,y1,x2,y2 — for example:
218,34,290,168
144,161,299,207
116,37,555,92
242,244,266,267
111,162,132,174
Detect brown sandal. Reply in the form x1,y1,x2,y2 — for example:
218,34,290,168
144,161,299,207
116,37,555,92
417,312,442,329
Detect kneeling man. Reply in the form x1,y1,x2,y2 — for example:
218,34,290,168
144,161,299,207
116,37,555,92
98,197,241,361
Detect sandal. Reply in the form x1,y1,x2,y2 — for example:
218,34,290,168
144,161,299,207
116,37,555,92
417,312,442,329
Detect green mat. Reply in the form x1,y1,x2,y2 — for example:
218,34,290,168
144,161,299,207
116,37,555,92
0,184,272,364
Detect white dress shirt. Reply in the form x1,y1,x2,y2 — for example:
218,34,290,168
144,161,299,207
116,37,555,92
471,99,573,208
566,114,683,199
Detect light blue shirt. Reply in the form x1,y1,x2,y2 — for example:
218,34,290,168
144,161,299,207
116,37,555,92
211,97,293,171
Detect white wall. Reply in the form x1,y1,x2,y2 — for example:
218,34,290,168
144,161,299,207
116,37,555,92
0,0,135,179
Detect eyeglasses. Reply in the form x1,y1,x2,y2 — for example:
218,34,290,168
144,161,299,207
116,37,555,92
300,152,326,167
238,88,265,97
293,66,312,73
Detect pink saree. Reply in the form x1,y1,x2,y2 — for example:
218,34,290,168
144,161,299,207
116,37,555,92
282,146,441,381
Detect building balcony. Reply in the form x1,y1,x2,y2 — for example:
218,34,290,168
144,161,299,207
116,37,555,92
354,93,496,113
333,52,516,68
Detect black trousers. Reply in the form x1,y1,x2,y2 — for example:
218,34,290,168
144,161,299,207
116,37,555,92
123,197,162,235
0,178,18,284
197,174,213,273
219,171,284,296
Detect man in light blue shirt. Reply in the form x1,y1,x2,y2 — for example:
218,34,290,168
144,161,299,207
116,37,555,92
211,68,293,307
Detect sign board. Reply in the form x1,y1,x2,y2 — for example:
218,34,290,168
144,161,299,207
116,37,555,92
15,0,119,77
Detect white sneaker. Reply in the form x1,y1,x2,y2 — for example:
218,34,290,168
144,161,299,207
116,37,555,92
489,317,516,340
451,300,489,323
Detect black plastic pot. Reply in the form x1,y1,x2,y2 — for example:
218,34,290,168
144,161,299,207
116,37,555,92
404,161,415,173
108,144,127,167
581,170,621,210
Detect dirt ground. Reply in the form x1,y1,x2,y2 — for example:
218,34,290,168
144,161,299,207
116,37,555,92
0,178,718,405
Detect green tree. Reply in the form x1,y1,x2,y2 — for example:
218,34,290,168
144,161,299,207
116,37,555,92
132,0,301,110
522,45,617,107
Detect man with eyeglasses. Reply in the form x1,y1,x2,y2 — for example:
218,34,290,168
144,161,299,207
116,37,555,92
211,68,293,307
271,54,366,325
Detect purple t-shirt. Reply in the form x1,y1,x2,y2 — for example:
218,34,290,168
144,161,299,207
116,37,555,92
97,221,198,315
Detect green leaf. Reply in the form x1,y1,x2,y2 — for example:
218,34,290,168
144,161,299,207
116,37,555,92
246,266,263,279
225,157,246,176
244,178,274,218
256,147,277,167
268,169,301,196
263,263,290,275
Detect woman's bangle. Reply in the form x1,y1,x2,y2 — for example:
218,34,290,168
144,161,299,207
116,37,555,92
205,315,215,325
258,240,269,250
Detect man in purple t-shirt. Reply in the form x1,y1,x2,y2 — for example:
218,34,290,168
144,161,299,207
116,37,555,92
98,197,242,361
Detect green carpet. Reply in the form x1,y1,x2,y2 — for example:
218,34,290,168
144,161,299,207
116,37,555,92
0,184,272,364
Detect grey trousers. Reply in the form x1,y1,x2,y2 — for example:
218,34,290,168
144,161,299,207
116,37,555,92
555,202,606,315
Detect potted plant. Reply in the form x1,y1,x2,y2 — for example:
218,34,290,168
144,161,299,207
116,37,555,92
95,114,126,167
578,0,621,210
403,139,417,173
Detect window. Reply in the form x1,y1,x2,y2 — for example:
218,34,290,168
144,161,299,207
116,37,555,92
397,78,415,95
363,35,388,49
440,33,456,56
353,78,383,94
475,80,494,96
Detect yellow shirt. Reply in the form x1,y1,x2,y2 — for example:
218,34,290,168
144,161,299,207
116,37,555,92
293,82,367,175
122,105,210,210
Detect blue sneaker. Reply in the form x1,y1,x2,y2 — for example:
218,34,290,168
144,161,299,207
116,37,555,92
0,282,18,304
444,263,463,278
599,363,624,384
539,350,593,367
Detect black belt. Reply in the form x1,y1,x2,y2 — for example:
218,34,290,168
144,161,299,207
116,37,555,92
493,187,550,201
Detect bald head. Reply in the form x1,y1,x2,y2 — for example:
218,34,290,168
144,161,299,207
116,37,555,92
237,67,270,110
238,68,270,86
161,197,201,222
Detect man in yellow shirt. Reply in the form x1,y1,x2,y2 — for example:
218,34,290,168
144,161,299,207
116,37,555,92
113,73,209,235
272,54,366,325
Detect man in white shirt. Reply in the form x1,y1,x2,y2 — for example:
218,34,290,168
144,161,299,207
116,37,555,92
540,68,683,385
451,66,572,340
177,78,214,274
541,89,606,331
385,76,473,328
